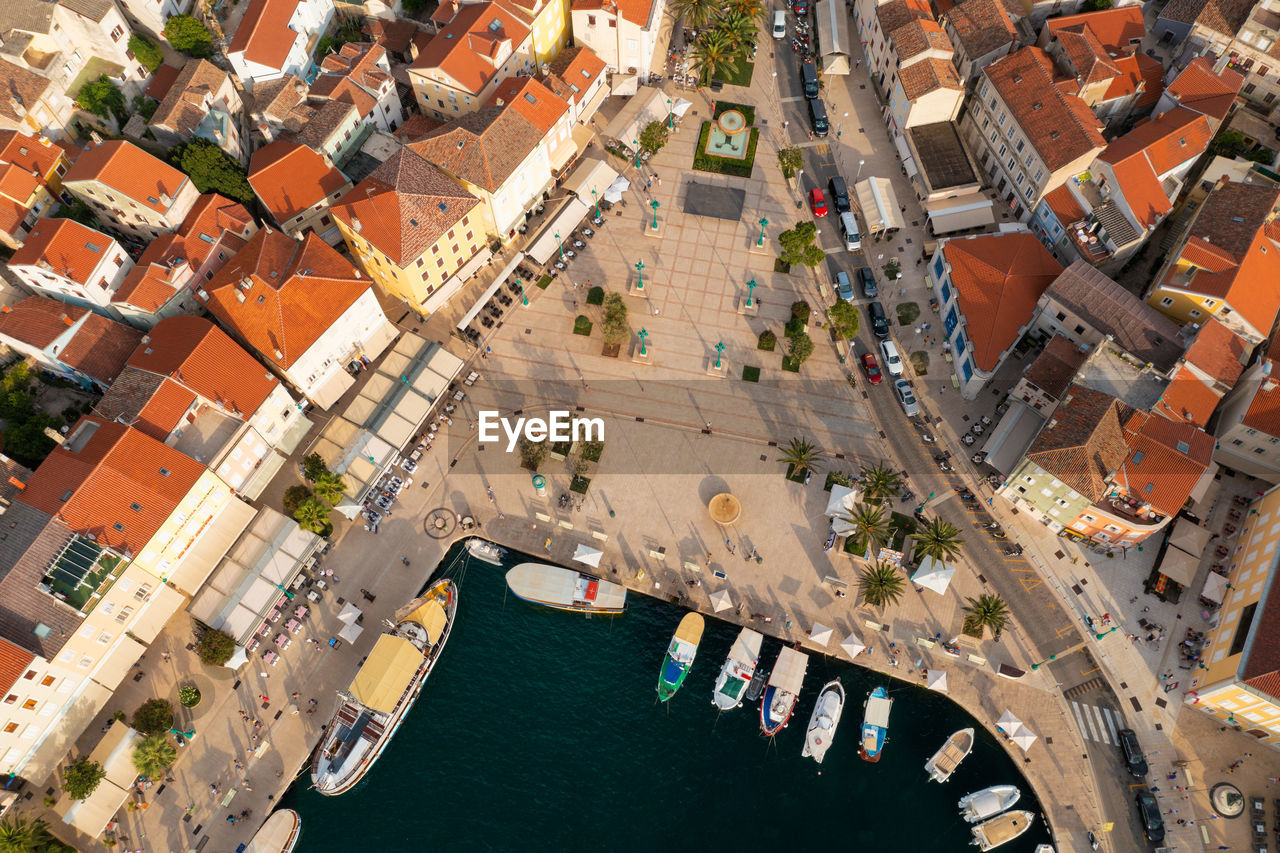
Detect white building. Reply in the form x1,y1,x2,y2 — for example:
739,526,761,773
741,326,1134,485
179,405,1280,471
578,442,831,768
570,0,667,81
227,0,336,90
116,0,193,39
9,219,133,319
311,42,403,132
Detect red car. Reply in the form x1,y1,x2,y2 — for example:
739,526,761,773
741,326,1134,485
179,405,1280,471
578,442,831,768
861,353,882,385
809,188,828,218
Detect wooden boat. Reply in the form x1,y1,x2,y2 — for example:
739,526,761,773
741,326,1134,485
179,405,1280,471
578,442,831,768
971,810,1035,850
657,613,704,701
760,647,808,735
959,785,1021,823
505,562,627,613
244,809,301,853
801,679,845,763
859,685,892,762
924,727,974,782
712,628,763,710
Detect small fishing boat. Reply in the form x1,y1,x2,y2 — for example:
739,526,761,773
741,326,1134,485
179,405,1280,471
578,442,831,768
760,647,808,735
505,562,627,613
466,537,506,565
801,679,845,763
959,785,1021,823
712,627,763,710
970,810,1035,850
924,727,975,782
745,661,769,703
244,809,301,853
657,613,705,701
859,685,893,762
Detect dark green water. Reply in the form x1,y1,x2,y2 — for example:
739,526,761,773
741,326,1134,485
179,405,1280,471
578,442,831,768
283,543,1053,851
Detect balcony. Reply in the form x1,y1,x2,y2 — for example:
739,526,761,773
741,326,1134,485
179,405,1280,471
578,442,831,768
1105,497,1166,528
1065,219,1112,263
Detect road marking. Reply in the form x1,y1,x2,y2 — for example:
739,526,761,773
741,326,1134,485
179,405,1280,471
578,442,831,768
1071,701,1093,741
1101,706,1121,742
780,96,806,103
1056,625,1075,637
1082,665,1100,676
816,144,831,155
1019,576,1042,592
1090,704,1112,745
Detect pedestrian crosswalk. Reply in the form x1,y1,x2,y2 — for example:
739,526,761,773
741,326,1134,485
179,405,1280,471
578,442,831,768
1070,701,1122,745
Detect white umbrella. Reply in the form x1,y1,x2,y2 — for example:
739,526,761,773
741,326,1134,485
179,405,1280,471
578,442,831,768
1010,724,1038,752
809,622,833,647
223,645,250,670
338,621,364,643
572,543,603,567
926,668,948,693
709,588,733,612
602,175,630,203
672,98,693,118
840,631,867,659
996,709,1023,734
911,555,956,595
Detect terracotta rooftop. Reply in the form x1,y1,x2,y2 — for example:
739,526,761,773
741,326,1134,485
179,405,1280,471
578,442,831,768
0,502,84,658
63,140,190,215
942,233,1063,372
1184,316,1248,386
1163,58,1244,127
0,635,33,695
900,57,963,99
393,114,447,142
892,19,953,61
312,42,391,118
248,140,350,224
1025,383,1133,502
1101,53,1165,110
0,455,31,509
363,17,418,55
92,369,195,442
985,48,1105,171
488,75,568,132
56,314,144,386
1056,27,1122,87
0,296,88,349
250,75,309,124
1022,335,1086,400
0,130,66,182
228,0,305,71
145,63,183,101
287,100,357,151
10,218,119,286
1098,107,1212,229
410,105,543,192
946,0,1016,61
1045,6,1146,54
544,45,606,106
330,147,479,267
1159,0,1253,37
18,417,206,557
1044,184,1086,224
1242,358,1280,437
0,59,53,124
1152,363,1223,427
202,228,368,369
570,0,660,28
409,1,531,96
151,59,233,138
1114,411,1213,516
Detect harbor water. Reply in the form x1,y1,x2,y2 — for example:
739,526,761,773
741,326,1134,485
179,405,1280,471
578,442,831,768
284,542,1053,851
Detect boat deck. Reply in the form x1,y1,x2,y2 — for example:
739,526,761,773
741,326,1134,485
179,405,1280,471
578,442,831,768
932,741,967,774
974,811,1033,849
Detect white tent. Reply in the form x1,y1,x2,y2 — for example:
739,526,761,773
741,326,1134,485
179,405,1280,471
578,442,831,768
825,484,861,535
672,98,692,118
709,588,733,612
339,621,364,643
809,622,833,647
572,544,603,568
926,668,948,693
602,176,630,203
841,631,867,659
1010,724,1038,752
996,709,1023,734
1203,572,1229,605
224,645,250,670
338,600,363,624
912,555,956,595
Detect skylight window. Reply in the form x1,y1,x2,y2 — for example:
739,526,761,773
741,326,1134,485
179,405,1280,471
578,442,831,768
1131,451,1144,465
113,522,124,531
130,503,141,512
1176,441,1190,453
488,18,501,31
1144,483,1154,493
524,93,537,104
85,242,101,252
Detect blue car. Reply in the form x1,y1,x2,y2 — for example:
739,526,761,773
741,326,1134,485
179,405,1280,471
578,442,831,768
835,271,855,301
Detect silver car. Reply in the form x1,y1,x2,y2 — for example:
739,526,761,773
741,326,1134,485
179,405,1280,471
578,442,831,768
894,380,920,417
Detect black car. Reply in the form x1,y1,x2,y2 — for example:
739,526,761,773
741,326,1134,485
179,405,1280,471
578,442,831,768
868,301,889,339
828,176,851,213
858,267,877,298
1135,791,1165,844
1118,728,1148,778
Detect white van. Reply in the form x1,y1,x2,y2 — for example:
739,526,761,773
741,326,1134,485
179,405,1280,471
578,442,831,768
772,10,787,38
880,339,904,377
839,211,861,252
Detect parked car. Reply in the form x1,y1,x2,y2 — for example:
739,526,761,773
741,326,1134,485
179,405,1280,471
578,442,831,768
1118,729,1148,778
828,176,850,213
794,0,809,14
839,211,861,251
880,339,903,377
861,353,882,385
868,301,889,339
772,10,787,38
1135,791,1165,844
801,62,819,99
808,98,828,137
809,188,828,217
834,270,854,301
893,379,920,417
858,267,877,298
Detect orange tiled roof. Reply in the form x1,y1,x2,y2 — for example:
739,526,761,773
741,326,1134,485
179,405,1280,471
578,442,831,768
18,418,205,556
488,76,568,132
892,19,953,60
0,197,30,236
410,105,543,193
1114,411,1213,516
248,140,350,224
0,637,33,695
129,316,279,417
0,130,66,182
1242,358,1280,437
57,314,145,387
0,296,88,349
93,369,197,441
570,0,660,28
985,48,1105,171
316,42,392,112
1025,383,1133,502
943,233,1064,372
0,164,40,205
63,140,190,215
145,63,183,101
1043,184,1086,224
151,59,233,138
228,0,304,71
1098,107,1211,228
544,46,606,107
946,0,1016,60
10,218,118,286
1184,316,1248,386
1102,53,1165,109
1164,57,1243,126
0,59,53,125
410,2,531,96
1057,27,1121,86
900,57,963,99
1021,334,1086,400
202,228,368,369
1044,6,1145,53
1153,364,1224,427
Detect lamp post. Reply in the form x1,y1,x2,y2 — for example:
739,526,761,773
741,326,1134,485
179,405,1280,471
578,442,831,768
635,259,645,291
650,199,660,228
714,341,725,368
519,279,529,307
168,727,196,741
632,139,640,168
667,98,673,130
273,583,295,601
638,327,649,356
838,111,847,139
591,188,599,218
1095,626,1119,641
856,158,866,180
746,278,757,307
757,216,768,246
1029,654,1056,671
555,232,564,261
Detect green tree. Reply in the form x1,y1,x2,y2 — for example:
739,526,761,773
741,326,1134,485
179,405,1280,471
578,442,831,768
723,0,765,21
169,139,255,205
131,94,158,122
3,417,57,469
518,436,547,471
293,497,331,534
669,0,717,28
195,628,236,665
132,734,177,779
778,221,825,268
282,485,312,515
0,811,64,853
690,31,736,86
858,561,905,609
75,76,125,122
841,503,890,555
132,698,174,736
1,363,28,393
1080,0,1112,9
717,10,757,56
61,757,106,801
787,330,814,367
128,35,164,72
638,120,668,155
302,453,329,482
916,517,964,564
311,471,346,506
779,437,824,475
600,293,630,345
963,593,1012,639
827,300,860,339
859,462,902,500
163,15,213,57
777,146,803,180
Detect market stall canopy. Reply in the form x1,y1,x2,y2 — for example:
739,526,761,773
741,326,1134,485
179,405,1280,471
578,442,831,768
1169,518,1212,555
348,635,424,714
709,588,733,612
1203,572,1228,605
1157,545,1199,586
912,555,956,595
926,668,948,693
1010,724,1038,752
672,98,692,118
996,709,1023,733
602,175,631,204
338,601,363,624
224,645,250,670
561,156,619,204
338,621,364,643
809,622,833,647
825,484,860,535
573,543,603,567
841,631,867,659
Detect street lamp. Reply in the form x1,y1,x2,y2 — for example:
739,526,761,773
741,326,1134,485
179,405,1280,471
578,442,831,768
1095,626,1119,641
555,232,564,261
838,112,847,139
519,279,529,307
714,341,725,368
638,327,649,356
168,727,196,741
591,188,599,218
667,98,673,130
856,158,866,180
650,199,660,228
632,139,640,168
635,259,645,291
746,279,757,307
757,216,768,246
273,583,295,601
1029,654,1056,671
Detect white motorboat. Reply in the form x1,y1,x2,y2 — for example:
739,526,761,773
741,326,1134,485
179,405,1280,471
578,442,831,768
244,809,301,853
971,810,1035,850
466,537,506,565
712,628,763,710
924,728,974,782
959,784,1021,823
801,679,845,763
506,563,627,613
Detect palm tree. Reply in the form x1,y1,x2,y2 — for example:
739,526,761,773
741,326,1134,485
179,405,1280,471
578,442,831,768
779,437,825,476
723,0,765,22
717,10,757,57
841,503,890,556
690,30,737,86
670,0,717,28
293,497,330,535
132,734,177,779
312,471,346,506
860,462,903,501
0,811,55,853
916,517,964,564
858,562,905,610
963,593,1011,639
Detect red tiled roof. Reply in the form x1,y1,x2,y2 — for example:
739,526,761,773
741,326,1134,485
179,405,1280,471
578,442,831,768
0,637,33,695
878,0,934,37
409,2,531,96
1152,364,1224,427
145,63,184,101
892,19,953,60
1044,6,1145,53
544,46,606,108
943,233,1064,371
410,105,544,192
10,218,118,286
1185,317,1248,386
0,296,88,349
228,0,304,71
1026,383,1132,502
0,165,40,204
1164,57,1243,126
1099,107,1211,228
985,48,1106,171
94,371,198,442
946,0,1016,60
0,130,66,182
63,140,190,215
1044,184,1086,224
1102,52,1165,109
18,418,205,556
202,228,369,369
1113,411,1214,516
899,57,963,99
570,0,660,28
248,140,350,224
57,314,144,386
1057,27,1121,86
1242,358,1280,437
1022,335,1086,400
488,76,568,133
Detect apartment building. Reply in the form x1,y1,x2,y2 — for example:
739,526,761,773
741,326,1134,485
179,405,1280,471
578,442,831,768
490,75,576,172
62,140,201,240
1152,317,1249,428
1151,57,1244,133
0,296,143,391
9,219,133,319
311,42,403,133
541,45,608,125
943,0,1020,84
227,0,336,90
248,141,352,245
570,0,667,80
149,59,247,165
0,130,71,250
1213,352,1280,483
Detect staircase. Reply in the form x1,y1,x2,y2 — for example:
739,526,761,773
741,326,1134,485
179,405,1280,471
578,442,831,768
1090,200,1140,249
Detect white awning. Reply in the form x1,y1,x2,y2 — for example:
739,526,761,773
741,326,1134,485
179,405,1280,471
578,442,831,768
1203,571,1228,605
894,133,919,178
840,631,866,659
562,156,619,204
1158,545,1199,586
1010,725,1038,752
912,555,956,595
338,600,363,623
572,543,603,567
809,622,833,647
672,98,692,118
815,0,852,74
224,645,250,670
526,198,591,264
602,175,630,204
457,251,524,331
339,621,364,643
996,709,1023,733
307,366,356,410
925,194,996,234
453,245,494,283
855,177,905,233
1169,518,1212,555
926,668,948,693
709,588,733,612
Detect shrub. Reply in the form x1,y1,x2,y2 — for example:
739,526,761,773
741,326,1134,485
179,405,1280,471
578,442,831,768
132,699,174,736
283,485,311,515
302,453,328,482
787,331,814,367
178,685,201,707
600,293,629,345
573,315,593,336
129,36,164,72
791,300,811,322
195,628,236,666
758,330,776,351
535,275,552,289
581,440,604,462
777,146,803,180
639,120,669,155
164,15,213,57
61,758,105,801
518,437,547,471
827,301,860,340
742,365,760,382
586,286,604,306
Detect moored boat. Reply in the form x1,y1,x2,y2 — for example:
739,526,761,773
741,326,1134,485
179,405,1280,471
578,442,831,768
959,785,1021,823
712,627,763,710
310,579,456,795
244,809,301,853
924,728,975,782
505,562,627,613
760,647,808,735
970,810,1035,850
859,685,893,762
801,679,845,763
466,537,506,565
657,612,705,701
